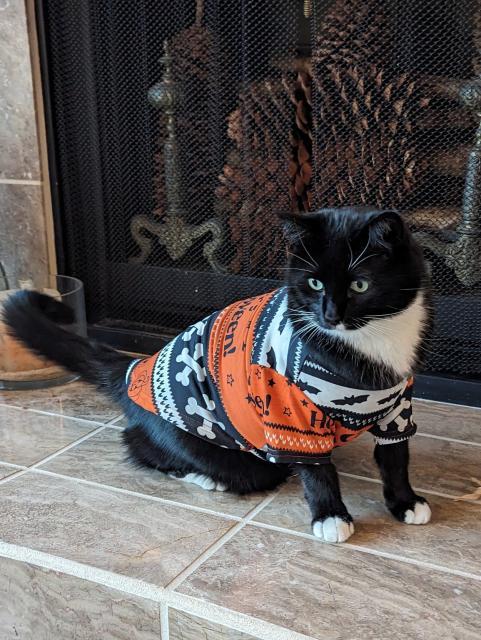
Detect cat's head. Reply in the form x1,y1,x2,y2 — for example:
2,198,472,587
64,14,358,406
282,206,428,333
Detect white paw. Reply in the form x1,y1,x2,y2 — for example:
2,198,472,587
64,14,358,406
404,501,431,525
173,472,217,491
215,482,228,492
312,517,354,543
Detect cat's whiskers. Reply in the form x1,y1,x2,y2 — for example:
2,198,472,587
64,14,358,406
350,253,377,269
347,239,354,270
280,267,312,274
350,236,370,270
286,251,317,270
299,236,318,270
364,311,404,319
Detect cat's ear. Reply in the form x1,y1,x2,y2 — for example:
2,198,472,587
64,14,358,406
278,211,321,245
367,210,407,251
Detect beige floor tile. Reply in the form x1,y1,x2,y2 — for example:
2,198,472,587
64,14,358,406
169,609,259,640
0,556,160,640
111,415,129,428
177,526,481,640
0,381,121,424
333,431,481,497
0,406,97,466
254,476,481,575
40,428,268,518
414,400,481,443
0,464,21,481
0,472,232,587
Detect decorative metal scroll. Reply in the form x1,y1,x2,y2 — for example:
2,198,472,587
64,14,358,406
414,79,481,287
130,40,225,273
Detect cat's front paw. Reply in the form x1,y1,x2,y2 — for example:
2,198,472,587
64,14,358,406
389,497,431,525
312,516,354,543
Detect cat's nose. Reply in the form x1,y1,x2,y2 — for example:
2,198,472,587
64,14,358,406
324,301,341,327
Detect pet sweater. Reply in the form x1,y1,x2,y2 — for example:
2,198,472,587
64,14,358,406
126,288,417,465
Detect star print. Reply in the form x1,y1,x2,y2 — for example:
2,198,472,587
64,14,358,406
242,342,247,351
267,378,276,387
283,407,292,416
245,394,255,405
301,399,308,407
227,374,234,386
255,369,262,379
286,379,293,387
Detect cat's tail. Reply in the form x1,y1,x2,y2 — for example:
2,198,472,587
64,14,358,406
2,290,132,398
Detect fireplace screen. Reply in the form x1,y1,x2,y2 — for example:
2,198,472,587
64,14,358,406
39,0,481,384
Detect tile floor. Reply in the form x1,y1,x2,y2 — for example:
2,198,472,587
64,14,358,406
0,381,480,639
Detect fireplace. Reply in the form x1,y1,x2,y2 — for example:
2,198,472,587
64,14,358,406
36,0,481,405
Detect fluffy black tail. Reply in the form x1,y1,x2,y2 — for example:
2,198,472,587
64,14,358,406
2,290,132,397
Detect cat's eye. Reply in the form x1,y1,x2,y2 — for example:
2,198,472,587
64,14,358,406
308,278,324,292
350,279,370,293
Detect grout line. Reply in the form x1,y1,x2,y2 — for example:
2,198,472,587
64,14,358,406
105,413,124,425
29,426,106,469
0,468,30,485
0,426,106,486
0,178,43,185
0,402,119,428
0,541,164,600
104,422,124,431
416,432,481,447
0,542,318,640
164,489,283,594
247,520,481,583
0,461,26,471
165,594,320,640
5,401,481,448
160,603,169,640
337,471,481,503
26,467,243,521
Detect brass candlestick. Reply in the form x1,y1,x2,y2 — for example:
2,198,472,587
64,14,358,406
131,40,225,272
414,79,481,287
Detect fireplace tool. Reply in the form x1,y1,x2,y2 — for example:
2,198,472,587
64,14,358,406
414,78,481,288
130,39,225,273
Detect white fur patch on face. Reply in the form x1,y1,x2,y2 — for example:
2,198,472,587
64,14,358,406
404,501,431,525
312,516,354,543
328,292,427,378
170,472,227,492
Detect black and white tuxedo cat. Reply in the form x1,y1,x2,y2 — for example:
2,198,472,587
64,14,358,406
3,206,432,543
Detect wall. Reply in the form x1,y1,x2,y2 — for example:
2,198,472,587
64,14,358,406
0,0,55,285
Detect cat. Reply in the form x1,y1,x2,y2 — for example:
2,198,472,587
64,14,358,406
3,206,432,543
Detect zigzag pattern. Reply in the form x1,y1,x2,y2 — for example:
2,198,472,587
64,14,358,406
152,339,186,430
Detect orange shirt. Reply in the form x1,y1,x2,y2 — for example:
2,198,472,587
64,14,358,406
127,288,416,465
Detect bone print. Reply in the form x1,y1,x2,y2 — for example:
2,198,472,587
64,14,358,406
197,422,216,439
185,394,226,431
378,397,411,431
175,344,206,386
182,320,206,342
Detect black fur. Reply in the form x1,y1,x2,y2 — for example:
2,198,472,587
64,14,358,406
299,463,353,525
3,206,431,533
374,440,427,521
3,291,288,495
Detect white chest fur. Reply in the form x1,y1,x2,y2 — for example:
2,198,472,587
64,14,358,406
330,292,427,378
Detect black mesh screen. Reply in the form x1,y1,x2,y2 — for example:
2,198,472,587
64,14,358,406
41,0,481,379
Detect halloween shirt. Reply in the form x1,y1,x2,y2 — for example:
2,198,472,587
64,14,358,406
126,288,417,465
